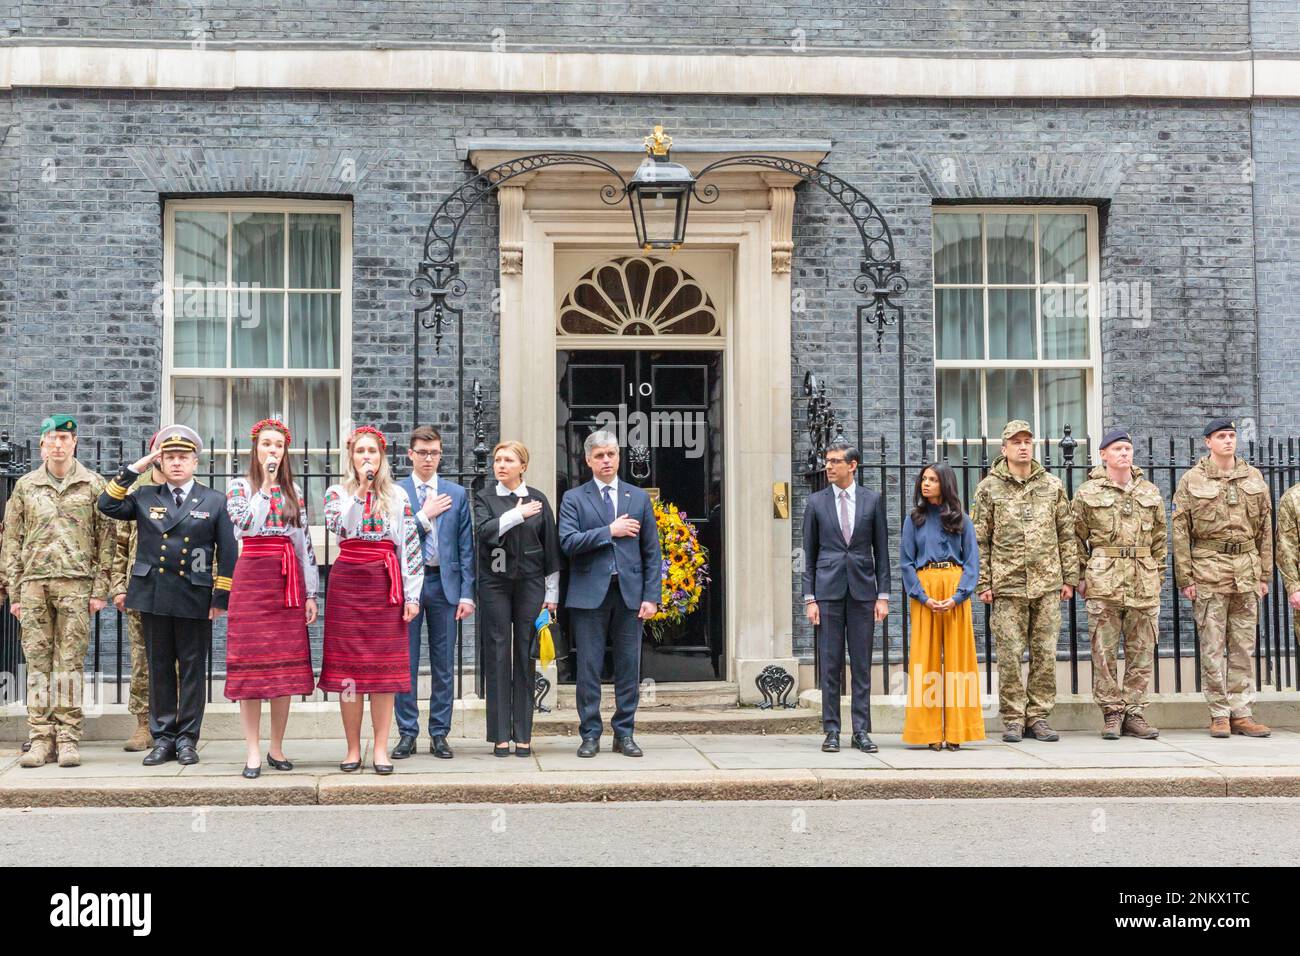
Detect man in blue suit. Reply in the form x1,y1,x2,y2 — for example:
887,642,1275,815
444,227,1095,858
802,441,891,754
558,430,662,758
393,426,476,759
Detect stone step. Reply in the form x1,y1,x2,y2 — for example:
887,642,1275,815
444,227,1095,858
554,680,739,710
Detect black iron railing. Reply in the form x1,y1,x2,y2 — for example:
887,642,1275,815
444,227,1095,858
0,433,489,708
800,425,1300,698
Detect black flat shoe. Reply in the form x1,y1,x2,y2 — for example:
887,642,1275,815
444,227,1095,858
514,744,532,758
242,765,261,779
945,742,962,752
266,753,293,771
927,743,943,751
493,743,512,758
373,762,394,775
339,759,362,772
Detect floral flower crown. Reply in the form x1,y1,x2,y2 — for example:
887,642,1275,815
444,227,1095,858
348,424,387,452
250,418,291,446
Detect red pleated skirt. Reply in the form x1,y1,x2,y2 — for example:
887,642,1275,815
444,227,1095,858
224,537,315,701
318,540,410,694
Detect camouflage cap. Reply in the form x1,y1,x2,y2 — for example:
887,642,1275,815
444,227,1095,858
39,414,76,435
1001,419,1033,441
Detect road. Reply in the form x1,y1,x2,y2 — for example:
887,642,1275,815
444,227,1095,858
0,797,1295,866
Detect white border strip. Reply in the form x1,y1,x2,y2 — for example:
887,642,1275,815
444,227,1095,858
0,45,1277,98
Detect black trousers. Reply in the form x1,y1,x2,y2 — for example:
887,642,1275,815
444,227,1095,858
479,574,545,744
817,598,875,734
140,612,211,747
571,577,642,740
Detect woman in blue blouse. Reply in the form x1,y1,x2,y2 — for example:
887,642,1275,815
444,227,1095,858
900,462,985,750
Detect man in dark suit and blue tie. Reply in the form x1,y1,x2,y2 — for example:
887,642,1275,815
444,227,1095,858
802,441,891,754
392,426,476,760
558,430,662,758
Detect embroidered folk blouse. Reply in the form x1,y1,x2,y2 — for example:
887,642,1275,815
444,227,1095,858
323,484,423,604
226,478,321,598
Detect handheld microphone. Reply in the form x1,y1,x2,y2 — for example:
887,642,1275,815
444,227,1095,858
266,458,278,475
365,470,375,482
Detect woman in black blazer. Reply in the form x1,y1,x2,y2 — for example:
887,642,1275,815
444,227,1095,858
474,440,561,757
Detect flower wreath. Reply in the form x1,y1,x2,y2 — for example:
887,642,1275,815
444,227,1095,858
348,424,388,452
250,417,292,446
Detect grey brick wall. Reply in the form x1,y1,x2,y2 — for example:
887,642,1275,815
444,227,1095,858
4,0,1251,52
0,87,1263,661
1252,1,1300,51
1253,101,1300,436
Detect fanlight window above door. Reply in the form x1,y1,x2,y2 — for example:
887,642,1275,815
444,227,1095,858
557,256,720,336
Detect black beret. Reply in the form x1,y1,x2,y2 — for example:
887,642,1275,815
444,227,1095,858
1203,418,1236,437
1099,428,1132,450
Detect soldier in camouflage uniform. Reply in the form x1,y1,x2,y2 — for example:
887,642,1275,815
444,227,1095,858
1172,418,1273,738
1072,428,1166,740
1,416,115,768
972,420,1077,743
108,433,164,752
1275,477,1300,685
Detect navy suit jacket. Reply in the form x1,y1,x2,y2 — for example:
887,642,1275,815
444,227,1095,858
400,474,476,605
558,479,662,610
801,482,892,603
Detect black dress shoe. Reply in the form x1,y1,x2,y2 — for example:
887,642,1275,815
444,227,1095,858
373,761,394,775
339,759,362,772
514,744,532,758
176,745,199,766
577,737,600,758
266,753,293,771
392,735,417,759
821,732,840,753
851,731,878,753
612,736,643,757
494,742,512,757
142,744,176,766
430,735,453,759
241,765,261,779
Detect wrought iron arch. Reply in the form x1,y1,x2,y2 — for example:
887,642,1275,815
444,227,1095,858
691,154,910,465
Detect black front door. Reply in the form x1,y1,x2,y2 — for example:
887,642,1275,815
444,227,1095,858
556,349,724,682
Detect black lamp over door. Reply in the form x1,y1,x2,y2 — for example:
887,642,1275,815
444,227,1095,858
626,125,695,251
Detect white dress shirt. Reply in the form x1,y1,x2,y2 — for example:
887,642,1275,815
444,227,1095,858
495,480,559,604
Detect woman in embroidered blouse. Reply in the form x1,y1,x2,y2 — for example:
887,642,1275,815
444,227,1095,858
900,461,985,751
224,419,319,779
320,426,422,774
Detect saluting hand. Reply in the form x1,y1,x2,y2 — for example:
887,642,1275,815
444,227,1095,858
130,449,162,474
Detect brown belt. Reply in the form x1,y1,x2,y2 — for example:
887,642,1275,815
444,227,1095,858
1192,539,1257,555
1095,546,1152,558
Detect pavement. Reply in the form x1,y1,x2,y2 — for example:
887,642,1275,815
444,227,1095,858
3,797,1295,866
5,728,1300,807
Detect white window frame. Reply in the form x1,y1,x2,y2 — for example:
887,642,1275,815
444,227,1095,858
162,197,353,473
931,203,1101,453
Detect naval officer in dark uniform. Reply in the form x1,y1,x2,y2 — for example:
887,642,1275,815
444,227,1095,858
98,425,238,766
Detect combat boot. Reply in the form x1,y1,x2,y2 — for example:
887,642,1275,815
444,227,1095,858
1001,722,1023,743
19,738,55,768
123,715,153,752
1025,719,1060,741
1209,716,1230,738
1230,716,1271,738
1101,710,1123,740
56,741,80,767
1122,713,1160,739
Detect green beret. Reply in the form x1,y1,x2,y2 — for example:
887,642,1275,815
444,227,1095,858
40,415,77,436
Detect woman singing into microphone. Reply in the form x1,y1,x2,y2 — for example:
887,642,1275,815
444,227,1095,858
320,425,422,774
224,419,319,778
